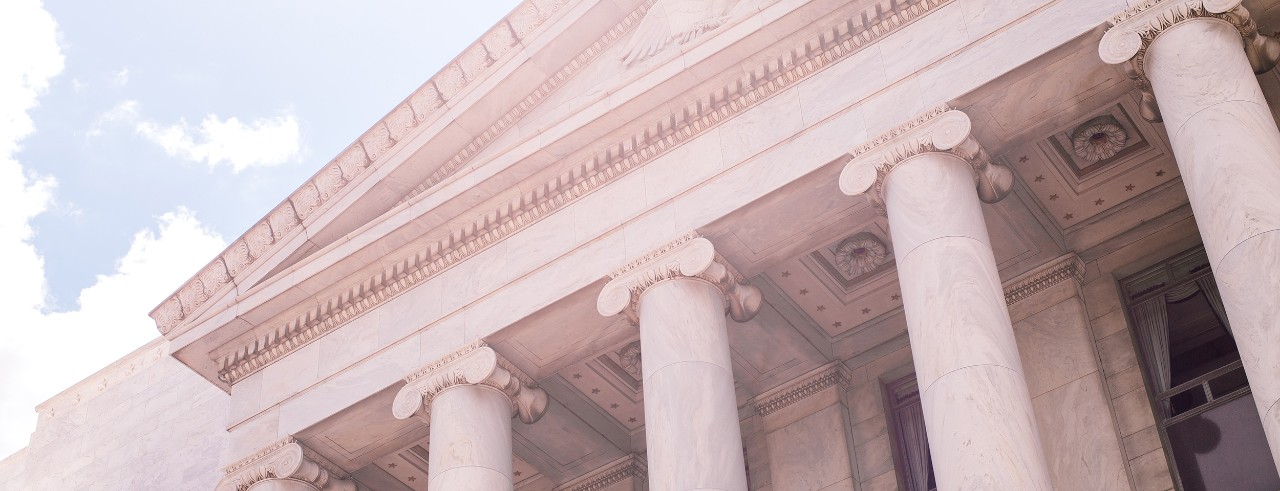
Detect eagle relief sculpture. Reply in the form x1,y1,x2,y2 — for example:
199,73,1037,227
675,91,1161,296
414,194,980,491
620,0,766,66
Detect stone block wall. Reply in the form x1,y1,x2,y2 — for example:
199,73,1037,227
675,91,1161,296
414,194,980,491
1079,213,1206,491
1,339,229,491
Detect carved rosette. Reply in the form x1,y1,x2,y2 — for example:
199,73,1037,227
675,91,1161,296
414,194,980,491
392,343,548,424
833,233,890,278
1099,0,1280,122
1071,116,1128,161
215,438,355,491
597,234,763,324
839,108,1013,213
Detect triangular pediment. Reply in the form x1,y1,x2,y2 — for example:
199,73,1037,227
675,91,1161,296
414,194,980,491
150,0,656,337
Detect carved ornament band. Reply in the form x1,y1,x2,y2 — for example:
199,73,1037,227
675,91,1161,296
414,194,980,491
838,108,1013,213
752,362,850,417
216,437,354,491
553,454,648,491
392,343,548,424
596,234,762,324
1099,0,1280,122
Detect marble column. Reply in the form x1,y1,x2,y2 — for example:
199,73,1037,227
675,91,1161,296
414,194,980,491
598,235,762,491
1101,0,1280,470
215,437,357,491
393,343,549,491
841,108,1053,490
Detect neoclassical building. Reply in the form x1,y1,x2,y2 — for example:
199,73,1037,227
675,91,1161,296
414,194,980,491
5,0,1280,489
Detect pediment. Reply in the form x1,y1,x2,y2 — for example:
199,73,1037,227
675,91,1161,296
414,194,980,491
158,0,963,392
149,0,654,338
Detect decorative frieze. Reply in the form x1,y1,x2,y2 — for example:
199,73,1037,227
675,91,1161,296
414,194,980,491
752,363,850,417
1002,253,1086,305
839,108,1013,213
1099,0,1280,122
597,234,762,324
620,0,755,66
212,0,951,386
392,343,548,424
216,437,354,491
554,455,648,491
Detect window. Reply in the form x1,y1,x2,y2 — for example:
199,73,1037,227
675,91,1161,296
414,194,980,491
884,374,936,491
1121,247,1280,491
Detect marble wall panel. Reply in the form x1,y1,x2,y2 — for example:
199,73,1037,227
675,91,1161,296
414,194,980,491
766,404,858,491
1030,373,1129,491
1013,298,1098,398
14,347,228,490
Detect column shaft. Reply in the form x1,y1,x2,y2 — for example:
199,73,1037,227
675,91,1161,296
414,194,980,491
638,278,748,491
885,153,1052,490
428,385,515,491
1146,16,1280,468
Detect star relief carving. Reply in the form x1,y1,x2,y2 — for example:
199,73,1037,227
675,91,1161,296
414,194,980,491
621,0,771,66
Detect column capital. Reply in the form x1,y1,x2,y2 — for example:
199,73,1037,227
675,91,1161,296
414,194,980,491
839,107,1012,213
596,233,762,324
392,343,548,424
216,437,355,491
1099,0,1280,121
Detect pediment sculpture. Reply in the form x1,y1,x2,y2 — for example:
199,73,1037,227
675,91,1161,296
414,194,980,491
621,0,766,66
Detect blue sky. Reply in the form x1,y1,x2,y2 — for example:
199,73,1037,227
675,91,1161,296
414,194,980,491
0,0,521,458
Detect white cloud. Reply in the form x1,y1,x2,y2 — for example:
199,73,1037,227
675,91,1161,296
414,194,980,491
0,210,226,457
136,112,302,172
110,67,128,87
0,0,229,459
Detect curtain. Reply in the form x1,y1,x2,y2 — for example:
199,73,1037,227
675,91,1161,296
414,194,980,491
1196,275,1232,337
1131,296,1172,418
896,402,932,491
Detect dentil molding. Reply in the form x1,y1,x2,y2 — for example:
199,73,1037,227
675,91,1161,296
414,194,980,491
216,437,354,491
597,234,762,324
392,343,549,424
1099,0,1280,122
838,107,1013,213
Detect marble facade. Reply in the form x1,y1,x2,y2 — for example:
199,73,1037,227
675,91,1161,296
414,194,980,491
6,0,1280,490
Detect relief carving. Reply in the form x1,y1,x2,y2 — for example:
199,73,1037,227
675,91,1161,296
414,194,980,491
832,232,890,278
621,0,768,66
1070,116,1128,161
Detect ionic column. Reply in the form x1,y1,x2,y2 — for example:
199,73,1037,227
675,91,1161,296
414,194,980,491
597,235,762,491
1101,0,1280,470
215,437,357,491
841,108,1052,490
393,343,549,491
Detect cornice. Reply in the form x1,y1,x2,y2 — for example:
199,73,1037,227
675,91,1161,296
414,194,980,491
212,0,951,386
1099,0,1280,122
597,234,762,324
216,437,354,491
752,363,850,417
150,0,577,336
1002,253,1086,305
391,343,549,424
553,454,648,491
839,108,1013,214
